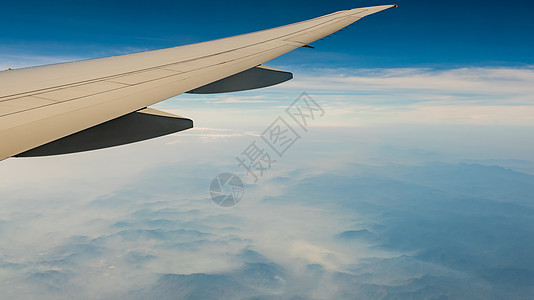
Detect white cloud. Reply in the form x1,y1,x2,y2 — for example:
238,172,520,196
150,66,534,127
282,67,534,104
248,67,534,126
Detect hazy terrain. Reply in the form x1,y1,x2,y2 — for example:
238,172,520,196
1,120,533,299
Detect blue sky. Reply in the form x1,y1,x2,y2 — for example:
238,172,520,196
1,1,534,299
1,0,533,68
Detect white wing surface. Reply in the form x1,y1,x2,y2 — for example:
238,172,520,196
0,5,396,161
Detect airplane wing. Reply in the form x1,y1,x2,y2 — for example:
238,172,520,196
0,5,396,161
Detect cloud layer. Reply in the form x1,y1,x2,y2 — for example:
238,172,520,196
1,123,533,299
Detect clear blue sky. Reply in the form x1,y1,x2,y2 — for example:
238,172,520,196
1,0,533,68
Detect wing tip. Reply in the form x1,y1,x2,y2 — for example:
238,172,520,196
349,4,398,14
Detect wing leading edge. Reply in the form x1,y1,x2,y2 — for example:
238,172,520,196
0,5,396,161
